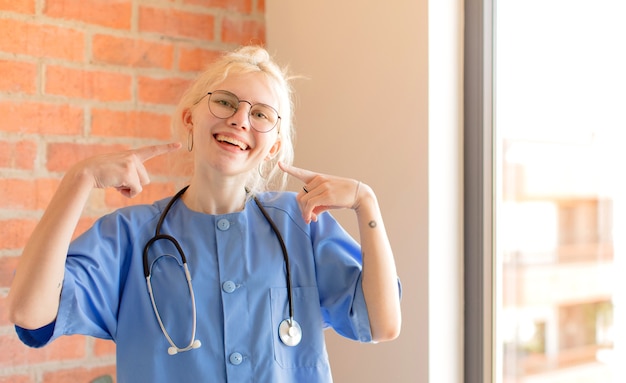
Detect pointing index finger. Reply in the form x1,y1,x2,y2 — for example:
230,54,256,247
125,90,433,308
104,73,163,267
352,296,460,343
134,142,181,163
278,161,318,183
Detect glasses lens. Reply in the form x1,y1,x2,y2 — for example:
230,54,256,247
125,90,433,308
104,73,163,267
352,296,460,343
249,104,279,132
208,91,238,119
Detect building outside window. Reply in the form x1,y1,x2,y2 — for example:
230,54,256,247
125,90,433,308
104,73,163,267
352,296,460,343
494,1,626,382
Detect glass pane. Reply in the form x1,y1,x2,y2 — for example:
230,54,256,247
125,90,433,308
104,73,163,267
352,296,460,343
494,1,626,383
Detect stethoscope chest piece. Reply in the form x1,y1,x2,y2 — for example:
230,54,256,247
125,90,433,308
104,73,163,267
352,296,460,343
279,318,302,347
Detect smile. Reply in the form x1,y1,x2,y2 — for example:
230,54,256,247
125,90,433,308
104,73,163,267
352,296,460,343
214,134,249,151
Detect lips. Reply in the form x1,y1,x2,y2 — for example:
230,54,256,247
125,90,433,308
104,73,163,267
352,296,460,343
214,134,249,150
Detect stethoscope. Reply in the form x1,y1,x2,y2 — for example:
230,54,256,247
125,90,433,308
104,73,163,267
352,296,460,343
142,186,302,355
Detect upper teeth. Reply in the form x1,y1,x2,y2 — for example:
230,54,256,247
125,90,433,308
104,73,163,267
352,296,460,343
216,134,248,150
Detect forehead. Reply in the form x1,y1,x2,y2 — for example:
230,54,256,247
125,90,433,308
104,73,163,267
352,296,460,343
212,72,280,108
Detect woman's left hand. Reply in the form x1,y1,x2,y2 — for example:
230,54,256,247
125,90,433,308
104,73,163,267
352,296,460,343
279,162,361,224
279,161,401,342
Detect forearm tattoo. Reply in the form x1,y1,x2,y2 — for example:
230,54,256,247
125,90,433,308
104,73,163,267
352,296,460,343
368,220,377,228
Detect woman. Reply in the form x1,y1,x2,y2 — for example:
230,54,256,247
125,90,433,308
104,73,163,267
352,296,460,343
8,46,401,382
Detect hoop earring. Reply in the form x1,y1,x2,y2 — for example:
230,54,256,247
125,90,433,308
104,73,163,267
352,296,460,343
187,130,193,152
258,161,271,179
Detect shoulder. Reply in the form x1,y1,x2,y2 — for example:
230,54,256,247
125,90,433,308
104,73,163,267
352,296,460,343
254,191,299,211
86,196,171,236
253,191,307,218
108,199,165,221
252,191,343,233
252,191,307,229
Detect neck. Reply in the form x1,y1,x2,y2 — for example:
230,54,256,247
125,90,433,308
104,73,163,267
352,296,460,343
182,175,248,215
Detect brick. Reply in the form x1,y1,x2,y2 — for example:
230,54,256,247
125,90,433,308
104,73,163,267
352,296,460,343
183,0,252,13
0,333,86,368
93,338,115,357
104,181,176,208
46,143,128,173
221,17,265,45
0,19,84,61
137,76,191,106
178,46,221,72
0,219,38,250
139,6,215,41
0,178,59,210
0,291,11,325
0,0,270,378
0,140,37,170
0,101,83,136
43,365,116,383
0,60,37,94
44,0,131,30
0,0,35,14
92,34,174,69
91,109,172,140
0,178,60,210
0,375,32,383
46,66,132,102
0,255,19,288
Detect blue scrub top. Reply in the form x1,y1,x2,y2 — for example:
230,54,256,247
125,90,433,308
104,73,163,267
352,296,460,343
16,191,375,382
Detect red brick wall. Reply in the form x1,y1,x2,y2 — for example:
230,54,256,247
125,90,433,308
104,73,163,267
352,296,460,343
0,1,265,381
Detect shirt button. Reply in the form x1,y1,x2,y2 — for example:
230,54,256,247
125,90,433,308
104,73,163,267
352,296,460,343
222,280,237,293
229,352,243,365
217,218,230,231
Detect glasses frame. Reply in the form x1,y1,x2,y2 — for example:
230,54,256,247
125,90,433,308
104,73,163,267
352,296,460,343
204,90,281,133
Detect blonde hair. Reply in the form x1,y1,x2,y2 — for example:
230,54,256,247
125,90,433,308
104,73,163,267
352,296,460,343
174,46,295,193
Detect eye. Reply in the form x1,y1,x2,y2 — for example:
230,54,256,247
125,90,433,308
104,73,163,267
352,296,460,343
213,97,237,110
251,105,278,122
251,109,269,120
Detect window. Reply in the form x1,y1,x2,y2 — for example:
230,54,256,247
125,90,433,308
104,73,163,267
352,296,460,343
465,1,626,382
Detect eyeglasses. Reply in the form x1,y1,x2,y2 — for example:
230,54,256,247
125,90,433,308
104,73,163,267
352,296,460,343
205,90,281,133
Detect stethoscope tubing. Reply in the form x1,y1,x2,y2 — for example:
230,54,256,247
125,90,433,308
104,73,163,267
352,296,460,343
142,186,189,278
251,195,295,321
146,261,199,354
142,186,301,354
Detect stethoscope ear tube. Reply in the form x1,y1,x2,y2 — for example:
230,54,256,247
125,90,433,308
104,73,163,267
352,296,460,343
253,196,302,347
252,196,294,320
143,185,189,278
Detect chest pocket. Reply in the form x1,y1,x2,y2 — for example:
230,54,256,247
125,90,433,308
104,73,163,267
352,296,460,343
270,287,329,369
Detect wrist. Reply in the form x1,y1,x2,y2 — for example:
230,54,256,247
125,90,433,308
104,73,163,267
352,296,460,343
352,182,376,214
351,181,362,209
64,162,96,192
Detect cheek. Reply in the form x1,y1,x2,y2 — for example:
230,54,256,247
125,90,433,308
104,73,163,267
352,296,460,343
256,134,279,155
193,128,210,144
194,116,218,138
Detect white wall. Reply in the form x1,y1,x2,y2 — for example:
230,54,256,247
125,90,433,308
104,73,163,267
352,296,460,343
428,2,464,383
266,1,463,382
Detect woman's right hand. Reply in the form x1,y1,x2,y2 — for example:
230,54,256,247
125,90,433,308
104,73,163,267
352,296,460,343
75,142,181,198
8,142,181,329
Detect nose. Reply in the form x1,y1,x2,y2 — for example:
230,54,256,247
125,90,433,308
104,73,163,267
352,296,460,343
227,101,253,130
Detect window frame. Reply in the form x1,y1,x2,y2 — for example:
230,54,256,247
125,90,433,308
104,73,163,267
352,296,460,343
464,0,495,382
